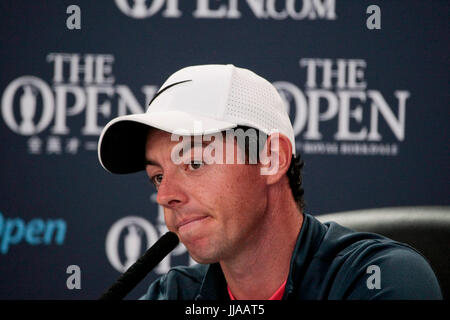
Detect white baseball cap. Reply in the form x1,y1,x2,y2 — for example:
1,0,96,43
98,64,295,174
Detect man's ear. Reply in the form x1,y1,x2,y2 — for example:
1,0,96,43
259,133,292,184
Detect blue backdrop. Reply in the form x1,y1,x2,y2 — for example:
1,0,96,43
0,0,448,299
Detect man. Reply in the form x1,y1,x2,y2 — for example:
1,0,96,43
98,64,442,300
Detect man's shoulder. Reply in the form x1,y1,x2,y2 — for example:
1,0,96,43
140,264,208,300
334,238,443,299
304,216,442,299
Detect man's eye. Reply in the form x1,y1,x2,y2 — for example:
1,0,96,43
188,160,204,170
151,174,163,186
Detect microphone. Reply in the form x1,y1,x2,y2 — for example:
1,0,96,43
99,231,179,300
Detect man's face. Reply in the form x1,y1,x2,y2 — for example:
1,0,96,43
145,129,268,264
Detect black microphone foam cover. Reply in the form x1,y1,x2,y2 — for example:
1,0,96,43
99,231,179,300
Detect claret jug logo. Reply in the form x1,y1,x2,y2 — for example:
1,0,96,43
105,216,160,272
2,78,54,136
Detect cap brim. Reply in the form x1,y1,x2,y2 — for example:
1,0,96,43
98,111,236,174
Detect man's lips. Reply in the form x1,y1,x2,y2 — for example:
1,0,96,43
176,216,209,230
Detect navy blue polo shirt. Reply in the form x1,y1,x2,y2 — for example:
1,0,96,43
141,213,442,300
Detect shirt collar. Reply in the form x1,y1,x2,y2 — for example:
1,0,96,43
196,262,229,300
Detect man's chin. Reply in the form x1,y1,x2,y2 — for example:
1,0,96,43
183,242,220,265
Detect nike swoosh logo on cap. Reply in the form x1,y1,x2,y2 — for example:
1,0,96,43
148,79,192,106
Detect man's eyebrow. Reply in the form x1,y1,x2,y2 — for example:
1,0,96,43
145,159,160,167
145,137,218,166
177,138,215,154
184,139,212,148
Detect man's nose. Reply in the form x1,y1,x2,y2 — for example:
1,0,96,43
156,171,188,209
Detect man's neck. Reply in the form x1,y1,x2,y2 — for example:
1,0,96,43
219,186,303,300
